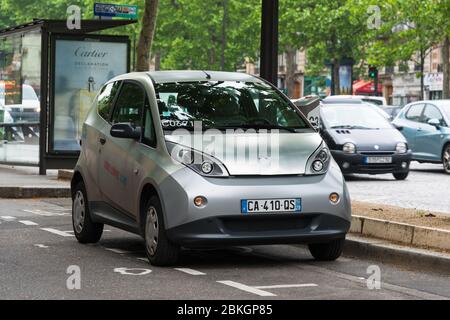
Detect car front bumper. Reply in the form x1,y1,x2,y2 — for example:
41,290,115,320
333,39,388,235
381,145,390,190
158,163,351,247
166,213,350,247
331,150,412,175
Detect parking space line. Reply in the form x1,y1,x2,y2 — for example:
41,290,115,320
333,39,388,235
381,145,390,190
0,216,16,221
174,268,206,276
104,248,132,254
217,280,276,297
19,220,39,226
254,284,318,289
40,228,74,237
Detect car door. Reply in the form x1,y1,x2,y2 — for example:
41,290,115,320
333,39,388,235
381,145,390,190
414,104,447,161
98,81,145,213
395,103,425,153
121,96,158,216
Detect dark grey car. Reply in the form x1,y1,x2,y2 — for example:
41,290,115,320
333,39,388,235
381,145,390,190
320,103,412,180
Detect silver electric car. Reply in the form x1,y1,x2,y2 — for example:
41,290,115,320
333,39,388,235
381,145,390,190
71,71,351,266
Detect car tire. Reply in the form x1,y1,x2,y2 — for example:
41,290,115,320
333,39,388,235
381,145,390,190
308,238,345,261
393,171,409,180
72,181,103,244
443,144,450,174
144,195,180,266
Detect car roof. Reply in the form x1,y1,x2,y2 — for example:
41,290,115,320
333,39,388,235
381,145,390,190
110,71,263,84
321,102,369,108
322,96,363,104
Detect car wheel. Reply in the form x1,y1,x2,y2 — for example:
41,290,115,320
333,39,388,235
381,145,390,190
308,238,345,261
144,196,180,266
393,171,409,180
72,181,103,244
443,145,450,174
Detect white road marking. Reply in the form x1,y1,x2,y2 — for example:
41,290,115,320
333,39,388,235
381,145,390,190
254,284,318,289
174,268,206,276
137,257,148,262
217,280,276,297
34,244,49,249
19,220,39,226
0,216,16,221
41,228,74,237
105,248,131,254
114,267,152,276
23,209,68,217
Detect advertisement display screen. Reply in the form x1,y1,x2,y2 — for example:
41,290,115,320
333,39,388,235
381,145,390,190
53,37,128,152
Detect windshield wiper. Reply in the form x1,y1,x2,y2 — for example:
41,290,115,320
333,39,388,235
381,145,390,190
216,124,298,133
331,125,377,130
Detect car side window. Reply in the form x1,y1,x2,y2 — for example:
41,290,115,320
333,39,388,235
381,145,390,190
111,82,145,128
423,105,445,126
97,81,120,121
143,100,157,148
405,104,424,122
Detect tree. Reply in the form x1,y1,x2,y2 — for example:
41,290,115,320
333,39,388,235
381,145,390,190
153,0,260,71
368,0,442,100
436,0,450,99
136,0,159,71
281,0,373,96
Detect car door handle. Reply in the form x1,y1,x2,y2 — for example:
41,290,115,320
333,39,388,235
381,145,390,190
99,137,106,145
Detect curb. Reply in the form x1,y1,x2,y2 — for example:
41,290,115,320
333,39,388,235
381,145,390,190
344,235,450,275
351,215,450,252
0,186,71,199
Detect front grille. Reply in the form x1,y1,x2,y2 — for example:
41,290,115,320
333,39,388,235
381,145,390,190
221,215,313,234
359,151,395,155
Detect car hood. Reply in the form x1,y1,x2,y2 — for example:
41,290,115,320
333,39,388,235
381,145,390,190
326,128,407,151
165,132,323,175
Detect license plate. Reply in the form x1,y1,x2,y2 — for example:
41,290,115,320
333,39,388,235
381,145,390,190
364,156,393,164
241,199,302,214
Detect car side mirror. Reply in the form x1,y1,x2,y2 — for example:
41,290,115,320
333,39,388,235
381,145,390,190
427,118,440,128
110,123,141,140
393,123,403,131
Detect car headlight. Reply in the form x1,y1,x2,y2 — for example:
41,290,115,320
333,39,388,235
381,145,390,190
166,142,229,177
343,142,356,154
306,143,331,175
396,142,407,154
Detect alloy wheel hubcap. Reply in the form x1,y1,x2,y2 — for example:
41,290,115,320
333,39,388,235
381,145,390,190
145,206,159,256
444,148,450,172
73,191,86,233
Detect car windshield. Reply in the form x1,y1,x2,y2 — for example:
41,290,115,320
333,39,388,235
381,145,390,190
362,99,383,106
321,105,392,129
441,104,450,121
154,81,309,132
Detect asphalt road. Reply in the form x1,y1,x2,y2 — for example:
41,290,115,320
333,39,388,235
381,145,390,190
346,162,450,215
0,198,449,300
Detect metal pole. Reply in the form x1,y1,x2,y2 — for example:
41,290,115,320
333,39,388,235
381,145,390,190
260,0,279,86
39,28,49,175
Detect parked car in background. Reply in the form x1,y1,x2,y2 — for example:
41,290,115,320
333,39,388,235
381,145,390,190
320,103,412,180
71,71,352,266
323,96,391,120
291,95,321,128
392,100,450,174
0,83,40,123
381,105,403,120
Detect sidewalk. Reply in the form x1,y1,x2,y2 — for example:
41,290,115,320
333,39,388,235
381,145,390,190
0,165,70,198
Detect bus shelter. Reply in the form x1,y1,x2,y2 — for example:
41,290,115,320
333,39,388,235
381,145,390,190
0,19,135,174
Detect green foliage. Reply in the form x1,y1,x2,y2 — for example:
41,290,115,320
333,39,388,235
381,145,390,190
154,0,260,71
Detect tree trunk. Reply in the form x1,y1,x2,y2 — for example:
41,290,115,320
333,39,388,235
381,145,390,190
332,60,341,95
285,48,298,98
220,0,228,71
443,36,450,99
154,50,161,71
420,50,425,100
136,0,159,72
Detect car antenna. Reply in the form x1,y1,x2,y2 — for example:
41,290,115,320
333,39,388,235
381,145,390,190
202,70,212,80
